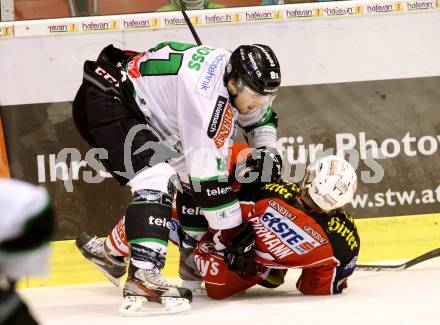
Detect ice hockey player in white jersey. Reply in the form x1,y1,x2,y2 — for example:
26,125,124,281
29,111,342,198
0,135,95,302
0,178,54,325
73,41,282,315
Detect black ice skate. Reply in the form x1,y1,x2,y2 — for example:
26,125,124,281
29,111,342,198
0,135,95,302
75,232,126,287
120,263,192,316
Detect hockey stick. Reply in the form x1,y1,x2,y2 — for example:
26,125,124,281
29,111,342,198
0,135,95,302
178,0,203,45
355,247,440,271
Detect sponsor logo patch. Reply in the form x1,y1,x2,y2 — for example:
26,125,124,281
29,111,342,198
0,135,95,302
195,256,220,276
181,205,204,216
259,207,321,255
147,216,171,229
206,186,231,197
207,96,235,148
268,200,296,221
198,241,216,255
196,53,227,98
208,96,227,138
95,66,120,87
216,202,241,220
263,182,299,199
327,216,359,251
303,224,329,245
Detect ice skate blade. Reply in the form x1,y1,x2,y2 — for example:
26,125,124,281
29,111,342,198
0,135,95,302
119,296,191,316
95,264,121,287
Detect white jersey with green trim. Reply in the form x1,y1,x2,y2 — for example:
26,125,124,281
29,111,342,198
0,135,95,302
0,179,49,243
124,41,277,230
126,41,235,184
0,179,51,280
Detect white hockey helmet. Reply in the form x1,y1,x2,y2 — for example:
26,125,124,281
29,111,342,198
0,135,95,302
302,155,357,211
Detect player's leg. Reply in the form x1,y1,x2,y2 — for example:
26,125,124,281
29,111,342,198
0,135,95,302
175,190,209,294
258,268,288,289
73,84,191,314
120,164,192,315
73,84,132,286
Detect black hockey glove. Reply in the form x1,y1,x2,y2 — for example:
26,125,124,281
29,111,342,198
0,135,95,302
221,221,256,273
233,147,282,185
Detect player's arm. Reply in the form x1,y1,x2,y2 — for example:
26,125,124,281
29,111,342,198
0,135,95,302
235,106,282,184
297,250,359,295
177,93,255,272
240,105,279,148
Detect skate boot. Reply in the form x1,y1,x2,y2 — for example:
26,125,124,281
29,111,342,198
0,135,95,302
259,268,288,289
120,262,192,316
179,246,206,296
75,232,126,286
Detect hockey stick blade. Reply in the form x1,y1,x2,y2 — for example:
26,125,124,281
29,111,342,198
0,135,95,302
355,247,440,271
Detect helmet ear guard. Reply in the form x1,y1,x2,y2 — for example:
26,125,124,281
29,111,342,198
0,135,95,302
302,155,357,212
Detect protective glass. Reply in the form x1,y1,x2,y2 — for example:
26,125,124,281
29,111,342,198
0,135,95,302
235,79,277,111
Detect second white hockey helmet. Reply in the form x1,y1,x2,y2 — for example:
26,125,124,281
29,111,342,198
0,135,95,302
302,155,357,211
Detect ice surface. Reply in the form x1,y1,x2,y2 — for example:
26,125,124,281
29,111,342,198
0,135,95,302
19,260,440,325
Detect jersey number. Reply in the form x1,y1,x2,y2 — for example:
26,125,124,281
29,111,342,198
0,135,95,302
140,41,196,76
140,53,184,76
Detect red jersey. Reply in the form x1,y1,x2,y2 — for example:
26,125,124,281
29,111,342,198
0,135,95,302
195,180,360,298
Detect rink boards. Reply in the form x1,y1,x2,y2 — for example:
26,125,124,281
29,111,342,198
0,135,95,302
1,3,439,288
18,211,440,287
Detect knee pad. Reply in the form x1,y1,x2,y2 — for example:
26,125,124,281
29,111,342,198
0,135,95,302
128,163,177,195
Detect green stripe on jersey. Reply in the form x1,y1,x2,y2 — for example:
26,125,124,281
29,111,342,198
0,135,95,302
265,122,277,129
129,238,168,246
190,175,228,183
253,106,273,127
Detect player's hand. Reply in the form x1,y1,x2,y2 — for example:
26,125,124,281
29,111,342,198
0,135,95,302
221,221,256,273
232,147,282,185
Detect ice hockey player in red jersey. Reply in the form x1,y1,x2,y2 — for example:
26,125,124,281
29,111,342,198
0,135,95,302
194,155,360,298
73,41,282,314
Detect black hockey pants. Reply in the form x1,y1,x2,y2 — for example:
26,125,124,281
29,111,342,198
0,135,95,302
72,83,161,186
